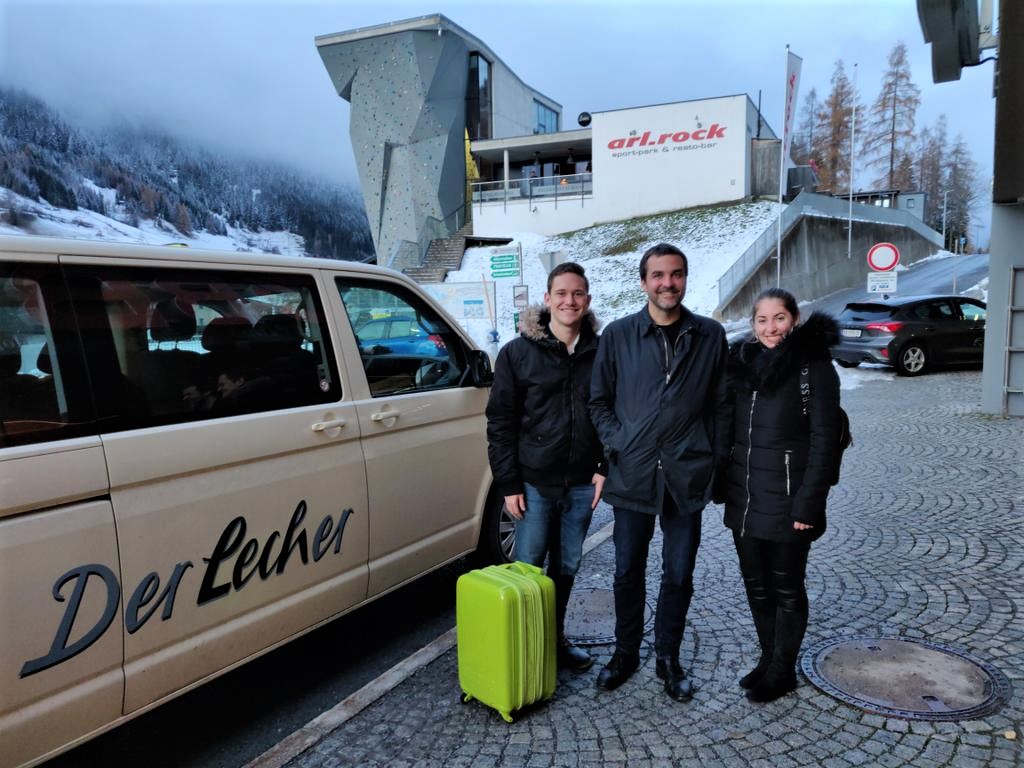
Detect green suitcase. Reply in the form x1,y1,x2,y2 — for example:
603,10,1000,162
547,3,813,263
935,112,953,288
456,561,557,721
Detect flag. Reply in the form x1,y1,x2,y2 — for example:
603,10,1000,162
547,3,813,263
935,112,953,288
782,50,802,166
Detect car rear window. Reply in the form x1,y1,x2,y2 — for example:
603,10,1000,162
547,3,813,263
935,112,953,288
839,303,895,321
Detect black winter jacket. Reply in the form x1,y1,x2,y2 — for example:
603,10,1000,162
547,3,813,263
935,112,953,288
486,305,604,496
590,306,730,515
721,312,842,542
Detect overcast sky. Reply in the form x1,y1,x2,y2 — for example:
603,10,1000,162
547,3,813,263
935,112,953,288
0,0,998,234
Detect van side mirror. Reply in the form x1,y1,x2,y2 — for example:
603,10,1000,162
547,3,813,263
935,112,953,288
468,349,493,387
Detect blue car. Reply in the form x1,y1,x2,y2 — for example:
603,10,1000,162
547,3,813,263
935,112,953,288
354,314,448,357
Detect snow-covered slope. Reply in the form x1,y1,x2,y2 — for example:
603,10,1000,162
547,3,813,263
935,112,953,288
0,186,306,256
447,201,783,350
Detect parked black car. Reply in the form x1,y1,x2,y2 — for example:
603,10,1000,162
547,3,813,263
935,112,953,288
831,294,986,376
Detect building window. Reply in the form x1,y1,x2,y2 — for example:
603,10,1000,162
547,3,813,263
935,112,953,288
467,53,492,140
535,101,558,134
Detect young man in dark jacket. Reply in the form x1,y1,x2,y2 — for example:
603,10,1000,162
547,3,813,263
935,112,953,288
486,262,605,672
589,243,730,701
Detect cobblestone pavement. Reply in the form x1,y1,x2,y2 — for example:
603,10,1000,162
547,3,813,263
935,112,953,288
287,370,1022,768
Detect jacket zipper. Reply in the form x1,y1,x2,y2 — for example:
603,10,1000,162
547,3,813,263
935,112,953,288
740,390,757,536
568,354,577,468
784,451,792,496
660,330,671,383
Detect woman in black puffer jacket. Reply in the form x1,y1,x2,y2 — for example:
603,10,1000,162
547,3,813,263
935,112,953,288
720,287,842,702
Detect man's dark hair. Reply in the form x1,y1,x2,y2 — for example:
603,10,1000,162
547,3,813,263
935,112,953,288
547,261,589,292
751,287,800,322
639,243,688,279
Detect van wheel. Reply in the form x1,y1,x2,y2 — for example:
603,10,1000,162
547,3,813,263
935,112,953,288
474,490,516,565
895,342,927,376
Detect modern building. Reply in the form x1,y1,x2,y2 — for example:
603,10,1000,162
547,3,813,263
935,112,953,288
316,14,780,271
833,190,927,221
316,14,561,270
470,94,778,239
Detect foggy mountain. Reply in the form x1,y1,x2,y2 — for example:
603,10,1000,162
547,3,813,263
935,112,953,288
0,86,374,262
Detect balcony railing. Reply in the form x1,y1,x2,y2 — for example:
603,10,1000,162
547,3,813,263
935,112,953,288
471,172,593,208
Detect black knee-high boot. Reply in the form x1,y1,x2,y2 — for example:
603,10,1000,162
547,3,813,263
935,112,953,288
739,575,776,689
748,583,807,702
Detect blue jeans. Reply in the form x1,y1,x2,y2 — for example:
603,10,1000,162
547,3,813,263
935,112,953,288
612,494,702,659
514,482,595,577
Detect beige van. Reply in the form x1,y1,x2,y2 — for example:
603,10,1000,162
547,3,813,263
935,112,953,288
0,236,510,768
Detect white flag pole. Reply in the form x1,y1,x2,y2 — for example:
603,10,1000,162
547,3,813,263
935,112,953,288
777,47,801,287
847,63,857,259
776,45,788,287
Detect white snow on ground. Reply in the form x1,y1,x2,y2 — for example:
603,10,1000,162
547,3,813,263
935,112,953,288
967,275,989,302
447,201,783,354
834,362,892,390
0,186,306,256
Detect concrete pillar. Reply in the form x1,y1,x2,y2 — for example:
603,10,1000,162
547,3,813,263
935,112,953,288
981,0,1024,415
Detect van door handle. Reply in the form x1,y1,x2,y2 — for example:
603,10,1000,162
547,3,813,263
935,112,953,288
370,410,401,422
311,418,347,432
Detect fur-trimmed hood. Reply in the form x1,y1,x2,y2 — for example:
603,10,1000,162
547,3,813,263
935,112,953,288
728,311,839,392
518,302,600,343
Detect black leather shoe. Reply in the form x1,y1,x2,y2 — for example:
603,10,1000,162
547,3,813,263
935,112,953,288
557,639,594,672
655,656,694,702
596,651,639,691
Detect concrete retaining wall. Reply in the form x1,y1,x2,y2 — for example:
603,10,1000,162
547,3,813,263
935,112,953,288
717,215,941,321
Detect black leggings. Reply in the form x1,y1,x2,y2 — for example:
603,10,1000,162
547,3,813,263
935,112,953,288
732,531,811,662
733,532,810,612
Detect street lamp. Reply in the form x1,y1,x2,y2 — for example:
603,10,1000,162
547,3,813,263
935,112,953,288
941,190,948,250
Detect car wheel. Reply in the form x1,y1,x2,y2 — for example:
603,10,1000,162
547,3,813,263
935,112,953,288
474,489,516,565
835,359,860,368
895,342,927,376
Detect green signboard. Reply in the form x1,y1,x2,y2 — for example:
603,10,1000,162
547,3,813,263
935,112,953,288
490,268,520,278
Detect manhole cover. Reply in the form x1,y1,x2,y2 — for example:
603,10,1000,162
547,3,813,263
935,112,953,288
563,587,653,646
802,636,1012,721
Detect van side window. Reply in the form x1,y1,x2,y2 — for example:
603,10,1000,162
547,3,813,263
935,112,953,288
63,265,341,429
336,279,466,397
1,263,95,447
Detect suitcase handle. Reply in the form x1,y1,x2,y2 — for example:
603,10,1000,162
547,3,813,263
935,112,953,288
500,561,544,578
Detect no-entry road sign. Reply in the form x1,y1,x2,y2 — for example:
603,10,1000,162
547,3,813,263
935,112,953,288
867,242,900,271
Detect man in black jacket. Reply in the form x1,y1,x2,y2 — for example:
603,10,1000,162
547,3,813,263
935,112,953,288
486,262,606,672
590,243,730,701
